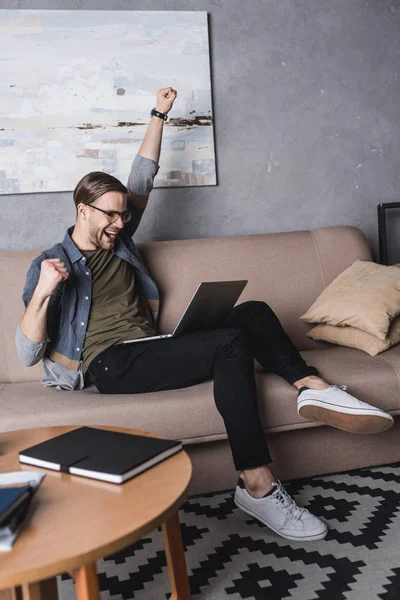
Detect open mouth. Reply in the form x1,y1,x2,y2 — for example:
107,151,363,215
104,229,118,241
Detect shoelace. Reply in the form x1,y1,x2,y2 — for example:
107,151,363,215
271,481,305,520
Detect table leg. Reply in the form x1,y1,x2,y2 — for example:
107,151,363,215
21,578,58,600
162,511,191,600
21,584,40,600
71,563,100,600
0,589,21,600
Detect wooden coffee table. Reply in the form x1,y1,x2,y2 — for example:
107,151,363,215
0,426,192,600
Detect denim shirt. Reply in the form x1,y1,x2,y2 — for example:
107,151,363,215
15,155,160,391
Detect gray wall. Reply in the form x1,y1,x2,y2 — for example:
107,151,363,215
1,0,399,260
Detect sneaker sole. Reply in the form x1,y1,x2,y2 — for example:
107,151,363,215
234,495,328,542
298,404,394,434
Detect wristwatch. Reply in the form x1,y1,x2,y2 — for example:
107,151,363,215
151,108,168,121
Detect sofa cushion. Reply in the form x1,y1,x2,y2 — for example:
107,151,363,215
300,260,400,340
306,318,400,356
1,346,399,444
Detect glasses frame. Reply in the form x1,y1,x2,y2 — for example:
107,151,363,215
88,204,132,224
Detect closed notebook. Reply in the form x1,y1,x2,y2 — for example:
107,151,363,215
19,427,182,484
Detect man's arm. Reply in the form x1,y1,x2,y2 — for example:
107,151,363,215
137,87,177,165
124,87,177,237
17,259,68,366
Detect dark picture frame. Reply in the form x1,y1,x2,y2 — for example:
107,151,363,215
377,202,400,265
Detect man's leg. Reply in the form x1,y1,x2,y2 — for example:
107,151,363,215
221,301,319,498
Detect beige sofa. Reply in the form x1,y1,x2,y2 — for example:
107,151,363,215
1,225,400,495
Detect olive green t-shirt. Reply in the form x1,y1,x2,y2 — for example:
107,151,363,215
81,249,157,373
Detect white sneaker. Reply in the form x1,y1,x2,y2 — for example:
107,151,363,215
234,478,328,542
297,385,394,434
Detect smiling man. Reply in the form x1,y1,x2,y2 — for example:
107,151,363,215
17,86,393,544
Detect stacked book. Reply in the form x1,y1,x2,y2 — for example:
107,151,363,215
19,427,182,484
0,471,45,552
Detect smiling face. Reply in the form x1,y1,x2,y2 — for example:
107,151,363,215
78,191,127,250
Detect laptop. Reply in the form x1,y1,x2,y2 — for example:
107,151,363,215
123,280,248,344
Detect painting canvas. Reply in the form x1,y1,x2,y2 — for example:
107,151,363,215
0,10,216,194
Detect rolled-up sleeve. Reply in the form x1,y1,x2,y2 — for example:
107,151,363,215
15,324,48,367
18,257,50,367
125,155,160,237
127,154,160,196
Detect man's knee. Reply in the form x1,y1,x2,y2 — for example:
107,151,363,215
240,300,276,317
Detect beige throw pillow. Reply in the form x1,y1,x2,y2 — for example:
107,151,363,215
306,317,400,356
300,260,400,340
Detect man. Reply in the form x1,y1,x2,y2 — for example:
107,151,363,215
17,87,393,543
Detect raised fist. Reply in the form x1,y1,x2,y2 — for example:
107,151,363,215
155,87,178,115
36,258,69,299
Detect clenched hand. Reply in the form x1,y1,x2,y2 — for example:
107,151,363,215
36,258,69,300
155,87,177,115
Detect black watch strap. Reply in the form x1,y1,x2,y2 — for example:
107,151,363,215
151,108,168,121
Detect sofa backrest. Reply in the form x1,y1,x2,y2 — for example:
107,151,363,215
0,225,372,384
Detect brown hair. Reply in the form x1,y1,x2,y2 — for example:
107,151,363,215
73,171,128,209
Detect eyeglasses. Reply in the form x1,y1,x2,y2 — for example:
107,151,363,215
88,204,133,224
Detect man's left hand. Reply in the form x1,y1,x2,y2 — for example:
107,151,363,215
155,87,177,115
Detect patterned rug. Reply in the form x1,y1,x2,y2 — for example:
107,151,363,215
58,462,400,600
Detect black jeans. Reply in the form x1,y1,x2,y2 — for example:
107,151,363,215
87,301,318,471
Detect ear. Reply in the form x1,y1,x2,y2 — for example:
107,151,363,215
77,203,88,220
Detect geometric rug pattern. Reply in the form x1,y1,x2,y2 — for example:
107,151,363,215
58,462,400,600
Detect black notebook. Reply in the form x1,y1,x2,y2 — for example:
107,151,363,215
19,427,182,484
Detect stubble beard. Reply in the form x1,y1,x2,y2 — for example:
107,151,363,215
88,224,113,250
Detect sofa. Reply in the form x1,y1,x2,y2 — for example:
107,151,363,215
1,225,400,495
